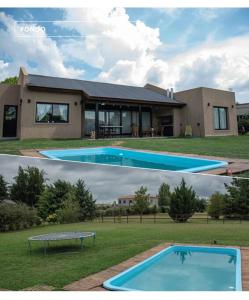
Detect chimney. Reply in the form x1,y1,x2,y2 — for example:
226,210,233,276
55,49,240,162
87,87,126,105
170,88,174,99
166,89,170,98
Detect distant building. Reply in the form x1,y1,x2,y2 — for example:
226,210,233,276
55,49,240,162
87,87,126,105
118,195,158,207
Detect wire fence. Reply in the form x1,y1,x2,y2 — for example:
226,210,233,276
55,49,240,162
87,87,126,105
94,213,248,224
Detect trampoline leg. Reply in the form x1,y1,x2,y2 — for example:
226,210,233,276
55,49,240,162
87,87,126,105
80,238,84,250
44,241,47,255
28,240,32,255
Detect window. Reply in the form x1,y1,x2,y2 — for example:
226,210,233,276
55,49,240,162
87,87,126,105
213,107,228,130
36,103,69,123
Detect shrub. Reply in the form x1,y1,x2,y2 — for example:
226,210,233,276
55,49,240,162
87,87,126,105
195,197,207,213
75,179,96,221
0,175,8,201
46,213,58,224
158,183,171,212
132,186,150,216
207,192,225,219
169,178,197,222
56,194,81,224
10,166,46,207
223,177,249,218
0,202,40,232
38,180,74,220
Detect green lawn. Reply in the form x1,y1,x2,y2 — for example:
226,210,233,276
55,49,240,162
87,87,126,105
0,135,249,159
0,221,249,290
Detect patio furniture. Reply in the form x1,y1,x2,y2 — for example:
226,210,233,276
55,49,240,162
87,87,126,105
28,231,96,255
99,125,123,138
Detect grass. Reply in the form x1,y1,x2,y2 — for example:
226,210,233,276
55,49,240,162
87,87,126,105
0,135,249,159
0,221,249,290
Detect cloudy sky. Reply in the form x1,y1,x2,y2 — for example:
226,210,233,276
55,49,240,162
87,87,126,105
0,7,249,102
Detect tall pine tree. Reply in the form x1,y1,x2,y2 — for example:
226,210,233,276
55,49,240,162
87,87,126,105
75,179,96,221
0,175,8,201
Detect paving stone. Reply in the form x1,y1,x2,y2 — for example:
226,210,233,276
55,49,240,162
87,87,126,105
22,285,55,291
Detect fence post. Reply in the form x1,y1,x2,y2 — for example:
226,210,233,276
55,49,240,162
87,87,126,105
207,217,208,224
140,215,142,224
127,214,128,224
223,217,225,224
154,214,156,224
101,214,104,223
114,212,116,223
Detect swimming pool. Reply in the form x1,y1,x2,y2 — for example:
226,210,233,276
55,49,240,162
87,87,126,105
103,245,242,291
40,147,228,173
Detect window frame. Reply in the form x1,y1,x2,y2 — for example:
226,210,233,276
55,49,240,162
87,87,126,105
213,106,229,130
35,102,69,124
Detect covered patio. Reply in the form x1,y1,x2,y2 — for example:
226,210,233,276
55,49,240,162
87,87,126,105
83,100,183,139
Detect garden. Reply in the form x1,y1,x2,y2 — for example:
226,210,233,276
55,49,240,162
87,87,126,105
0,164,249,290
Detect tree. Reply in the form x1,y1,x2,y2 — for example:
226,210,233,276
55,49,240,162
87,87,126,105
169,178,197,222
207,192,225,219
1,76,18,85
158,183,171,212
195,197,207,213
132,186,150,216
223,177,249,217
75,179,96,221
10,166,46,207
38,180,74,219
0,175,8,201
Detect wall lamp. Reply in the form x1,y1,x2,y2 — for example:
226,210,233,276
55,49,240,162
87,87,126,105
27,99,31,103
207,102,210,106
74,101,78,106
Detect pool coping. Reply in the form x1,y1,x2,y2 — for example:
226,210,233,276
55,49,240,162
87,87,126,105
20,145,249,176
63,242,249,291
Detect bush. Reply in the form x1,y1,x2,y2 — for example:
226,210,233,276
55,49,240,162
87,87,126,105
56,195,81,224
0,175,8,201
207,192,225,219
0,202,40,232
195,197,207,213
38,180,74,220
223,177,249,218
158,183,171,212
169,178,197,222
10,166,46,207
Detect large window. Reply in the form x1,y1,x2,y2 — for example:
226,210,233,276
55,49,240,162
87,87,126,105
36,103,69,123
213,107,228,130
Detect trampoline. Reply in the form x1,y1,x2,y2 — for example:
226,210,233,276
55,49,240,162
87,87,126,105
28,231,96,255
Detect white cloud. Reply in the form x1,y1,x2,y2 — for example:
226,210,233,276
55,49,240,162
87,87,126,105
0,12,84,81
57,8,249,102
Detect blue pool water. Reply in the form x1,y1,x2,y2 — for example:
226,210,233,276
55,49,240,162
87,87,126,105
103,245,242,291
40,147,228,173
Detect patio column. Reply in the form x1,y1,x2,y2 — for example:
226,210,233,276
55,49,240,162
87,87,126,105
139,105,142,137
95,102,99,139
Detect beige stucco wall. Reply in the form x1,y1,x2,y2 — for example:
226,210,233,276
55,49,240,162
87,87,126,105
174,87,238,137
201,88,238,136
19,85,82,139
174,88,205,137
0,84,21,138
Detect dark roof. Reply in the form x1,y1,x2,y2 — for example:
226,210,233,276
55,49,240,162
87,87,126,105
27,74,184,106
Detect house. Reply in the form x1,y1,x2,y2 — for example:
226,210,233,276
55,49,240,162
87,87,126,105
0,67,238,140
118,195,158,207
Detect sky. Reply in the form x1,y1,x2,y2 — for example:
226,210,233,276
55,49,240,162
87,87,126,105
0,7,249,103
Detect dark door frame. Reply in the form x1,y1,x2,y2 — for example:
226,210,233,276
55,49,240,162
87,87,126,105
2,105,18,138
